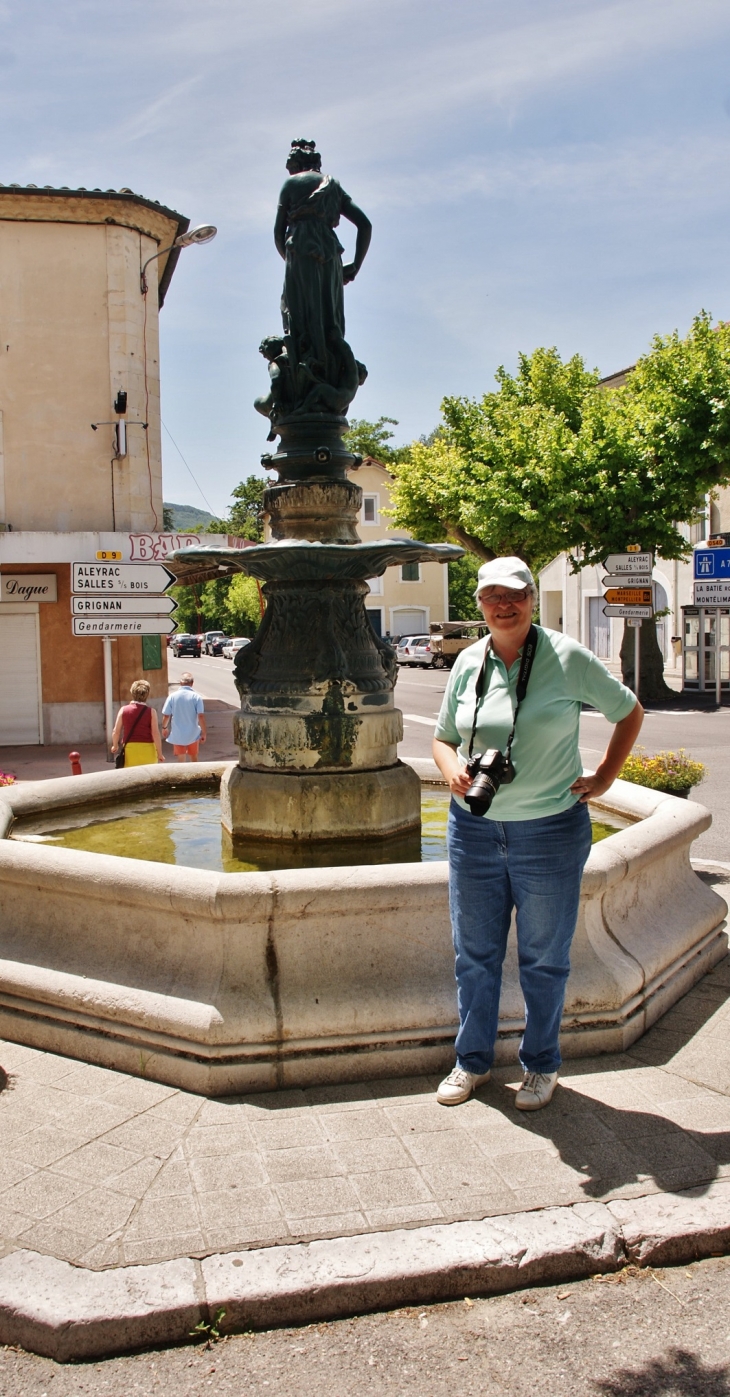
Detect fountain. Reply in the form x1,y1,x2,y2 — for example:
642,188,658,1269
168,138,460,848
0,143,725,1094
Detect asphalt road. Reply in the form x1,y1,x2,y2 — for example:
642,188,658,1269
171,656,730,863
3,1255,729,1395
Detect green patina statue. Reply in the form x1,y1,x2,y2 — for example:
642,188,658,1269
254,139,371,434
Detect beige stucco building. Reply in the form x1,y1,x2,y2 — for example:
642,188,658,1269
348,457,450,637
539,364,730,681
0,184,221,746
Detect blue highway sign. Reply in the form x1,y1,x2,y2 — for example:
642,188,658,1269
694,547,730,580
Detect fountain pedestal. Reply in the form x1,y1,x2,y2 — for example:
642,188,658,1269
172,472,459,844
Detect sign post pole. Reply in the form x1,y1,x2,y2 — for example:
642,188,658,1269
634,621,641,700
102,637,115,759
717,619,722,708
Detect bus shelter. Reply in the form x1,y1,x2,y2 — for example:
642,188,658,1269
682,606,730,701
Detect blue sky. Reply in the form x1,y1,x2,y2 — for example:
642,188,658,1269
3,0,730,516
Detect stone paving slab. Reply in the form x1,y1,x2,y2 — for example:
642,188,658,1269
1,947,729,1274
4,1181,730,1362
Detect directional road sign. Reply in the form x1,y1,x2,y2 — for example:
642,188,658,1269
604,587,653,606
693,581,730,605
602,573,653,589
72,616,177,637
602,604,653,619
71,595,178,616
72,562,176,594
694,547,730,580
604,552,653,574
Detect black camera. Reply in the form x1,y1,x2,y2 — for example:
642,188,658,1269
464,748,515,817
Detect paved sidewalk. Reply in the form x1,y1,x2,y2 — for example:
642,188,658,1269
1,889,729,1275
0,699,239,781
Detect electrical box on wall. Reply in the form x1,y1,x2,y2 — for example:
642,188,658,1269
141,634,163,670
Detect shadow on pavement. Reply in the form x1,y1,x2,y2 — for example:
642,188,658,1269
595,1348,730,1395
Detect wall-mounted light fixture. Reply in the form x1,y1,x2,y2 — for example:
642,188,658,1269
140,224,217,295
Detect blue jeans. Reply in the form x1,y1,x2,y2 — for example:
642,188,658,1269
447,798,592,1075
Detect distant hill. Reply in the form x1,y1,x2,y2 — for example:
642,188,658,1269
164,502,216,531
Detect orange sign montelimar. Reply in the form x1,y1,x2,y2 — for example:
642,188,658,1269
604,587,653,606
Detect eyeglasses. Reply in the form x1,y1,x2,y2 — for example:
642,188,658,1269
478,589,531,606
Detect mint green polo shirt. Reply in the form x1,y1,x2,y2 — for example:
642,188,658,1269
434,626,637,822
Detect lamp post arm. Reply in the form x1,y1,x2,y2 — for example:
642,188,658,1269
140,244,175,295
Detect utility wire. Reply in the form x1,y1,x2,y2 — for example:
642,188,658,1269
161,419,217,517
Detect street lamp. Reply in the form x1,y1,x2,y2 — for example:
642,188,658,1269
140,223,217,294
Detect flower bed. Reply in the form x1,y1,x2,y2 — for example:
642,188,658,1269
619,747,705,794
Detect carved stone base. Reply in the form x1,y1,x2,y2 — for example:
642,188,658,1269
265,478,363,544
233,703,402,772
220,761,421,843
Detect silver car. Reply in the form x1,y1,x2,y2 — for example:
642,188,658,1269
396,635,433,667
222,637,251,660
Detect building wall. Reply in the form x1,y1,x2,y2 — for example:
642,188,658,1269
539,551,694,671
349,459,449,636
0,219,164,533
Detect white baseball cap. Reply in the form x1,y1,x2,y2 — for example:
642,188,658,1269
474,556,535,599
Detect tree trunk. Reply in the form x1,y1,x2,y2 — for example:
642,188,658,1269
443,521,495,561
620,619,674,703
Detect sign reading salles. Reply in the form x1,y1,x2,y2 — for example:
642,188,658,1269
72,563,176,594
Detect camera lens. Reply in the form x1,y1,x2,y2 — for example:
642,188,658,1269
464,772,499,817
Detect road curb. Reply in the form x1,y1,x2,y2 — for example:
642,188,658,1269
2,1181,730,1361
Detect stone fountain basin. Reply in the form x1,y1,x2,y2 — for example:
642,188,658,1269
0,763,726,1096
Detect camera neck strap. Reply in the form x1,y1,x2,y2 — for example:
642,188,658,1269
467,624,539,762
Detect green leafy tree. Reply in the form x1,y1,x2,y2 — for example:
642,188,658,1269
344,417,411,465
447,553,483,621
388,319,730,700
224,574,263,636
203,475,266,540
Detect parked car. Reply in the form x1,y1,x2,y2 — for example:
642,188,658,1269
201,631,228,656
170,633,201,658
222,637,252,660
428,620,490,669
396,635,433,667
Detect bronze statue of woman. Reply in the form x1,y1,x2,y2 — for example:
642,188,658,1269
274,139,371,412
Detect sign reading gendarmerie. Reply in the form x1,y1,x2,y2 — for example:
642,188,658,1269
71,595,177,616
72,616,177,636
1,574,58,603
72,563,175,594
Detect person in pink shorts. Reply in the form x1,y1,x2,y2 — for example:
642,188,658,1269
161,674,207,762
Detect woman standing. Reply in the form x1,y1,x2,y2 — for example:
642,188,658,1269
111,680,165,768
433,557,643,1112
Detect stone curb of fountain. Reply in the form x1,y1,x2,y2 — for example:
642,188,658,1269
2,1183,730,1362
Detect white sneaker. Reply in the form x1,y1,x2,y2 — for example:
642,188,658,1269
436,1066,491,1106
515,1070,558,1111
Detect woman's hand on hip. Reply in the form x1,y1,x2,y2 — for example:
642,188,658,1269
571,772,612,803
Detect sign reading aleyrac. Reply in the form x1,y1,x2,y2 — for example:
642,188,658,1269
72,563,176,594
603,552,653,574
72,616,177,636
71,596,178,616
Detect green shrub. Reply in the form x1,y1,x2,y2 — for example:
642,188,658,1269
619,747,705,792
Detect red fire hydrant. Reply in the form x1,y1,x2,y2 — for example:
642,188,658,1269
69,751,82,776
